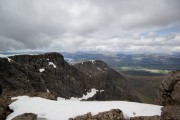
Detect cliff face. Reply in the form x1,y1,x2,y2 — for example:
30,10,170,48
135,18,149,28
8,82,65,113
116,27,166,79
0,53,88,98
157,70,180,119
74,60,140,101
0,52,139,102
157,70,180,105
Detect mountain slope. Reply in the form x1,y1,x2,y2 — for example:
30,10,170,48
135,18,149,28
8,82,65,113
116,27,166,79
0,52,140,102
0,53,88,98
74,60,140,101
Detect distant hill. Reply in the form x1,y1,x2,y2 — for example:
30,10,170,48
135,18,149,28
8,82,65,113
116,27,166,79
124,75,164,104
62,52,180,70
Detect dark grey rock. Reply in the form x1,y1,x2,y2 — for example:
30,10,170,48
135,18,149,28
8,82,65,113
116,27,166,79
0,52,140,102
161,105,180,120
156,70,180,120
157,70,180,105
74,60,140,101
130,115,160,120
0,106,4,116
12,113,37,120
69,109,125,120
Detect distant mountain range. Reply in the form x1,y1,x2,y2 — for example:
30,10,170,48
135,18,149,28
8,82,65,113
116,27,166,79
1,51,179,71
62,52,180,71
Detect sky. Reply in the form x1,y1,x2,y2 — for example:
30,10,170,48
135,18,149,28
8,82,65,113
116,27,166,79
0,0,180,54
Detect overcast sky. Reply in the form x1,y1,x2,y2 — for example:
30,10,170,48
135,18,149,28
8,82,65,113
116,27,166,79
0,0,180,53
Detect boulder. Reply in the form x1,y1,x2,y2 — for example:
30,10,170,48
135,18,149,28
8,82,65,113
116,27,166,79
161,105,180,120
69,109,125,120
12,113,37,120
130,115,160,120
156,70,180,119
157,70,180,105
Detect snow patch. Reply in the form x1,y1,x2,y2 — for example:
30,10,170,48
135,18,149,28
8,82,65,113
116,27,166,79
49,62,56,68
0,54,12,62
7,96,162,120
47,89,50,93
39,68,45,72
90,60,96,64
97,67,102,71
57,88,100,101
64,58,74,63
100,90,104,92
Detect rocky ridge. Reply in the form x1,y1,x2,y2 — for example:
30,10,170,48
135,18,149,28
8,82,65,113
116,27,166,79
0,52,139,101
74,60,140,101
69,109,125,120
0,53,88,99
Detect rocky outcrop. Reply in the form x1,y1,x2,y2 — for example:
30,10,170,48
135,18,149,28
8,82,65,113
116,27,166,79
74,60,140,101
157,70,180,120
12,113,37,120
0,53,89,99
130,115,160,120
157,70,180,105
161,105,180,120
69,109,125,120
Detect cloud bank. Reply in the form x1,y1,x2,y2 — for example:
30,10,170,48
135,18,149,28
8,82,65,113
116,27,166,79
0,0,180,53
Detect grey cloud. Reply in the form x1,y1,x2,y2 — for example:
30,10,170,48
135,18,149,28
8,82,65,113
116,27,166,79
0,0,180,53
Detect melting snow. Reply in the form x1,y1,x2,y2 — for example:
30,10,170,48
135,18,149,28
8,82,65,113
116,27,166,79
49,62,56,68
39,68,45,72
7,96,162,120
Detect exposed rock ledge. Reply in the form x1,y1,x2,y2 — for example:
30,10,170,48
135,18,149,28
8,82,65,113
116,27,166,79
12,113,37,120
69,109,125,120
157,70,180,120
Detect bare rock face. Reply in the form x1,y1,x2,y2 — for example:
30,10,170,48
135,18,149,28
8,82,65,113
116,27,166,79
157,70,180,105
161,105,180,120
156,70,180,120
69,109,125,120
74,60,140,102
0,53,139,102
130,115,160,120
12,113,37,120
0,53,89,99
